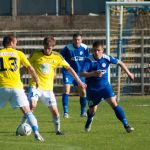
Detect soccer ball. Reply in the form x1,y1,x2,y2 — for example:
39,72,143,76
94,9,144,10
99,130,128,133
16,123,32,136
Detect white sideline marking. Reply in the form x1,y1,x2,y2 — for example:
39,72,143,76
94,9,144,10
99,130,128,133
135,104,150,107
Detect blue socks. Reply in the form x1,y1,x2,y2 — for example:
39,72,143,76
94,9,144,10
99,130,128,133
80,97,87,115
114,105,128,127
87,109,95,119
62,94,87,115
62,94,69,114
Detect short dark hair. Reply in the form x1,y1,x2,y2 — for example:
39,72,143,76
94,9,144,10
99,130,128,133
43,36,56,46
2,35,16,48
73,32,82,39
92,40,103,49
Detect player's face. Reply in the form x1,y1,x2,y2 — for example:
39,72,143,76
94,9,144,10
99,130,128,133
43,45,54,55
93,45,103,59
73,36,82,48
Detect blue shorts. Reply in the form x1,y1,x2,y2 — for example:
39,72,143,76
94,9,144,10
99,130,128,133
87,84,116,107
62,73,85,87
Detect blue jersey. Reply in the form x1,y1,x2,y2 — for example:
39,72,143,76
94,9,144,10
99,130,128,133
81,54,118,91
61,43,89,75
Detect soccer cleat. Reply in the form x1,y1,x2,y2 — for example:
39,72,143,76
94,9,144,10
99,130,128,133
16,130,21,136
85,118,93,132
34,132,44,142
16,124,21,136
56,131,64,135
80,112,87,117
125,125,134,133
64,113,69,119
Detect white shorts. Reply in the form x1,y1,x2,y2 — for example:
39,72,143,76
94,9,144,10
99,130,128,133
28,87,57,106
0,88,29,109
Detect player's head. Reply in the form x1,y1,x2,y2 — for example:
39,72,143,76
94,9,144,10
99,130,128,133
43,36,56,55
92,40,104,59
72,32,82,48
2,35,17,49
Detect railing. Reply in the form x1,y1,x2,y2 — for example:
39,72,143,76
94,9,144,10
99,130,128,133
0,29,149,95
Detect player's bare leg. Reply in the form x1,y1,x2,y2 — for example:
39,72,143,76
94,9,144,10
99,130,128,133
49,105,64,135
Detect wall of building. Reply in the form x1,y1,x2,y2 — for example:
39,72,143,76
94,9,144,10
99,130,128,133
0,0,11,16
0,0,109,16
0,14,149,31
17,0,56,15
0,0,149,30
0,15,105,30
74,0,107,15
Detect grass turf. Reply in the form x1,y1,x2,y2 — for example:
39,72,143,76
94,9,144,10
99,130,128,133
0,96,150,150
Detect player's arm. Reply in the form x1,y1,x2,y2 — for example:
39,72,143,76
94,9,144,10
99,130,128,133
85,47,90,57
20,51,39,88
57,53,86,89
118,60,134,80
54,68,57,80
60,46,67,59
80,70,102,78
27,65,39,88
80,58,102,78
66,66,86,89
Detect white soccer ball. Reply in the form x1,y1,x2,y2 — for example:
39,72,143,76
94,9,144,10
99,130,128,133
16,123,32,136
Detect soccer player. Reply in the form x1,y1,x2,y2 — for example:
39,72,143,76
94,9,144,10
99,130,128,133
20,36,86,135
61,33,89,118
0,35,44,142
80,40,134,133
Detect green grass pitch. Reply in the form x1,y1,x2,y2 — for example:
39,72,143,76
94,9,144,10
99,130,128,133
0,96,150,150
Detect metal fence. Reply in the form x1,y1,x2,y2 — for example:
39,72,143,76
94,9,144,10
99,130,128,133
109,29,150,95
106,2,150,96
0,29,149,95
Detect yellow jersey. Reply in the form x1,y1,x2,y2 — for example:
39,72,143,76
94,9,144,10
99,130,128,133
0,48,30,89
29,51,70,90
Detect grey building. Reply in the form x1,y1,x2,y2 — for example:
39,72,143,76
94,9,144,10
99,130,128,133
0,0,109,16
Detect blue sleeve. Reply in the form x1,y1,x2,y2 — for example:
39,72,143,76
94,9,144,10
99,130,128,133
61,47,67,59
109,55,119,64
103,54,118,65
81,59,91,72
85,48,90,57
61,47,69,73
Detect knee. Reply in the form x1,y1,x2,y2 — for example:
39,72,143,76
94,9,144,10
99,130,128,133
89,106,97,114
63,86,70,94
50,106,59,117
79,89,86,97
31,100,37,109
107,98,118,109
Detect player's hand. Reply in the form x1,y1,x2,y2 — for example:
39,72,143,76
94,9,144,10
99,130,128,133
78,81,87,89
35,81,39,88
128,72,134,81
94,70,103,77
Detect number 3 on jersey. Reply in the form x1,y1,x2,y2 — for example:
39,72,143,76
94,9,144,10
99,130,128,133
0,57,18,72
